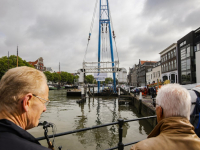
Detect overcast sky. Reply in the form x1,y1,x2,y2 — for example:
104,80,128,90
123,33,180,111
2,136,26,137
0,0,200,74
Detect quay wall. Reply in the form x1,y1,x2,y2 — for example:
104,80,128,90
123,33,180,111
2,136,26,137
130,93,157,127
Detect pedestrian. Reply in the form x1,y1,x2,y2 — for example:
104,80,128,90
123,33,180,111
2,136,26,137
0,66,51,150
130,84,200,150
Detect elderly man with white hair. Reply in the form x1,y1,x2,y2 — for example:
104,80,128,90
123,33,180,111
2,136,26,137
130,84,200,150
0,67,51,150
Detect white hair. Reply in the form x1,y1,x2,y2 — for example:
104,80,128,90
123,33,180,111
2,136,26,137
156,84,191,120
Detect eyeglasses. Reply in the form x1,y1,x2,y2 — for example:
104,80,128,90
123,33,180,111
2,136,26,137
32,94,50,107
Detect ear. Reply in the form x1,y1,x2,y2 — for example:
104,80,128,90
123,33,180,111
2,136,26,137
158,106,163,118
21,93,33,112
156,106,164,122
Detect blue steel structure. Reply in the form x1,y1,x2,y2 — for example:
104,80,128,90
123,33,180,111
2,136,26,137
98,0,116,93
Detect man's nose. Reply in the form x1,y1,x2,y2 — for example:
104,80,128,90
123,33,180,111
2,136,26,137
43,105,47,112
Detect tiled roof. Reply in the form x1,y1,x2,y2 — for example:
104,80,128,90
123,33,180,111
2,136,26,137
140,60,157,65
28,60,38,66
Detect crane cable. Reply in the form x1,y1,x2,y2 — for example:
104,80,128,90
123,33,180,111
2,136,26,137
108,0,119,62
83,0,99,62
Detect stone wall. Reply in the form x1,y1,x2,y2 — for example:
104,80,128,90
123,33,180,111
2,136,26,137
130,94,157,127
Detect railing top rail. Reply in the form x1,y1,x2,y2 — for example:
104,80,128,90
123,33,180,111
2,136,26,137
36,115,156,141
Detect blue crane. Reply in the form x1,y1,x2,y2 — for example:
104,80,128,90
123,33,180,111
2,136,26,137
84,0,118,94
98,0,116,93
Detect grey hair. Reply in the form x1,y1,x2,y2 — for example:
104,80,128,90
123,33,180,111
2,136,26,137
156,84,191,120
0,66,47,112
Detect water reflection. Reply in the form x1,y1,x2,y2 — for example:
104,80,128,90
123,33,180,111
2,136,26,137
28,90,153,150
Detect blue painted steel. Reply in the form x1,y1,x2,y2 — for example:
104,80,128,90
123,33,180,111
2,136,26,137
98,0,102,93
107,0,116,93
97,0,116,93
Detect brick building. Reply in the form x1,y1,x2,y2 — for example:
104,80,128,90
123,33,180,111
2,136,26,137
29,57,46,72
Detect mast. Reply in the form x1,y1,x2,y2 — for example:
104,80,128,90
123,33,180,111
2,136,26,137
17,46,18,67
97,0,102,93
8,51,9,70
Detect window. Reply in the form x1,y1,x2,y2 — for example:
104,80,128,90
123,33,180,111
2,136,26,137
197,43,200,51
186,47,190,57
171,51,173,58
166,63,168,72
169,62,171,70
171,61,173,70
174,49,176,57
174,60,176,69
166,54,167,61
153,72,155,78
168,53,170,59
158,71,160,77
164,64,165,72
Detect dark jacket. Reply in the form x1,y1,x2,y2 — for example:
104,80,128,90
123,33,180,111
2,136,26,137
0,119,50,150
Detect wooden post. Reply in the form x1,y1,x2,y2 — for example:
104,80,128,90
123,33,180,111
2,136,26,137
139,92,142,114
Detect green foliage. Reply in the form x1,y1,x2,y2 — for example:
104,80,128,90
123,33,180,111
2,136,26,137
0,55,34,79
85,75,94,84
52,72,60,83
44,71,54,82
43,71,79,84
105,77,113,84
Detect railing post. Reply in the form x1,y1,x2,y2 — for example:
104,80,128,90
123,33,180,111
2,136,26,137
118,119,124,150
139,92,142,114
153,98,156,107
118,88,120,100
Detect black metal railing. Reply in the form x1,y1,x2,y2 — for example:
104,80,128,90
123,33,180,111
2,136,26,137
36,115,156,150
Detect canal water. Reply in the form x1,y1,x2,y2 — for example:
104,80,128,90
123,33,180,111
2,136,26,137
28,89,153,150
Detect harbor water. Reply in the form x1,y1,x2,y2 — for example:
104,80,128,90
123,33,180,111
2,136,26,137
28,89,153,150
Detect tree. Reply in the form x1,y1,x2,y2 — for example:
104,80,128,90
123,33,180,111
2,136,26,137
52,72,60,83
0,55,33,79
105,77,113,84
67,73,74,84
85,75,94,84
44,71,53,83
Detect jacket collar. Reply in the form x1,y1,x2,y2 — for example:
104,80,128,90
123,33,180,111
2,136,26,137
148,117,195,138
0,119,40,144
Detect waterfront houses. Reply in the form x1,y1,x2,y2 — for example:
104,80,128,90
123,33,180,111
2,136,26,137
177,27,200,84
137,60,157,87
146,61,161,85
160,43,178,83
128,27,200,86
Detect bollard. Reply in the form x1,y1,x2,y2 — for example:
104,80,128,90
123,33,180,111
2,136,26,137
118,88,120,100
139,92,142,100
81,88,85,100
93,86,94,96
118,119,124,150
139,92,142,114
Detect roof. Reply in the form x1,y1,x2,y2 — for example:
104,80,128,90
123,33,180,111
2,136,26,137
140,60,157,65
159,43,177,54
28,60,38,66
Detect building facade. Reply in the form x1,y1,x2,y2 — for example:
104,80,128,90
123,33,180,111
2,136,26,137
29,57,46,72
137,60,156,87
160,43,178,83
177,27,200,84
146,61,161,85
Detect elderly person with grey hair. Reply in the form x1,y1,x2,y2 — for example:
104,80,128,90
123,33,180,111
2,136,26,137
0,67,51,150
130,84,200,150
